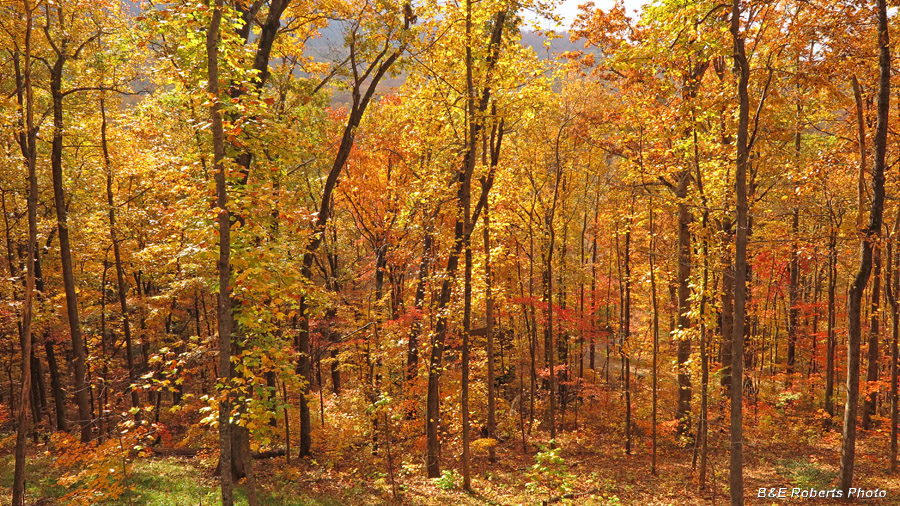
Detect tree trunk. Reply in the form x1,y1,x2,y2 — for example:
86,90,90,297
296,13,408,457
101,96,142,418
461,242,473,490
863,246,882,430
675,171,693,439
886,213,899,471
206,3,234,504
32,230,66,431
729,0,751,502
425,7,506,478
839,0,889,493
407,224,433,382
787,208,800,379
649,205,660,475
484,203,497,463
544,218,557,443
49,34,92,445
721,236,734,392
12,3,37,501
698,230,710,487
590,219,598,371
297,298,312,457
825,228,837,416
622,206,632,455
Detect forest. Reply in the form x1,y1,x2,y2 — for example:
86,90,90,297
1,0,899,504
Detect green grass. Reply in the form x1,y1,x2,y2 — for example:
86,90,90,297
114,459,360,506
1,453,374,506
114,458,221,506
775,458,837,490
0,453,68,503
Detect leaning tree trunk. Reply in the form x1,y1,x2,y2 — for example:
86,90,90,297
49,40,93,444
840,0,890,494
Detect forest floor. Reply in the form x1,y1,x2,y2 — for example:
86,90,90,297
3,402,900,506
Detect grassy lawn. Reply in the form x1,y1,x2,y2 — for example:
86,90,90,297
0,451,365,506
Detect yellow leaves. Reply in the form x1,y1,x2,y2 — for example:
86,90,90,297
472,437,498,453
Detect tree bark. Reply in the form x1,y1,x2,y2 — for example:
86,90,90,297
787,208,800,379
206,3,234,504
484,202,497,463
407,223,433,382
721,237,734,392
425,7,506,478
840,0,889,493
101,96,142,418
729,0,751,502
296,12,409,457
622,205,632,455
12,2,37,501
863,246,882,430
886,211,899,471
48,18,93,444
675,171,693,439
649,205,659,475
825,227,838,416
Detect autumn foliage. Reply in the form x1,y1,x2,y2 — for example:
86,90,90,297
1,0,900,504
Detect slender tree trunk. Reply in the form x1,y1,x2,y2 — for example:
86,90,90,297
529,230,537,428
787,208,800,379
101,96,141,417
590,214,598,371
484,203,497,463
459,0,477,488
649,205,659,475
297,296,312,457
426,8,505,477
206,3,234,504
408,224,433,382
825,228,837,416
675,172,693,439
49,31,92,445
721,238,735,392
32,228,65,430
811,262,821,377
558,225,568,428
425,215,466,477
840,0,890,493
863,246,882,430
622,205,632,455
886,212,899,471
544,217,557,443
729,1,751,502
698,229,710,486
296,13,408,458
45,339,65,430
13,3,37,501
461,241,473,490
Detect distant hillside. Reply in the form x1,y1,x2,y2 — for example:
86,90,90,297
314,24,599,107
